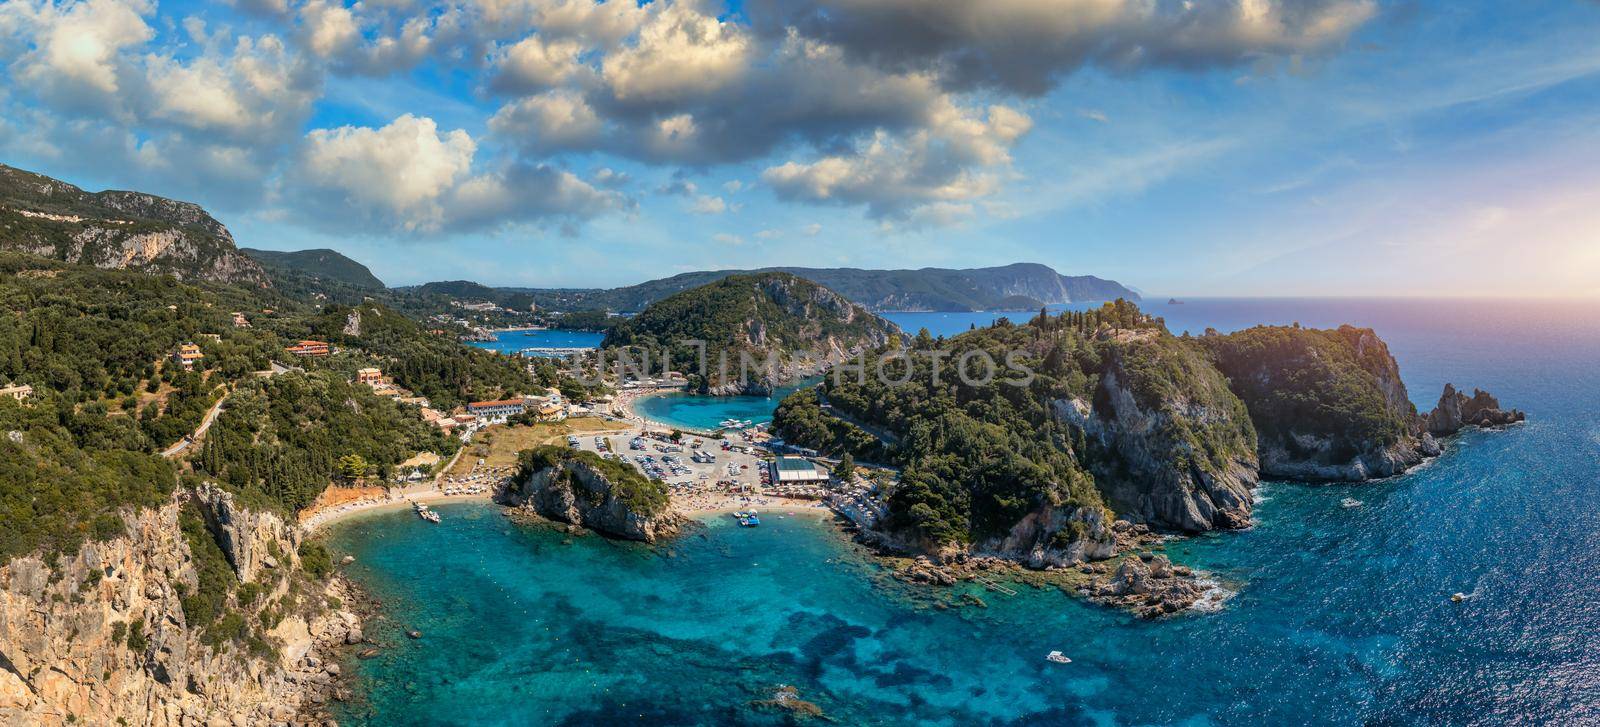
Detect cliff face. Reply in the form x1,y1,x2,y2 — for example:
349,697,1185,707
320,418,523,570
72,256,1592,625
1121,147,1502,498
1200,325,1525,481
1056,332,1260,532
505,448,680,542
0,164,266,285
1199,325,1436,480
0,488,358,726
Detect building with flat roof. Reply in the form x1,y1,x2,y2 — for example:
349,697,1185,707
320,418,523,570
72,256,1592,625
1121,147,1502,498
0,383,34,401
771,456,829,484
467,398,525,418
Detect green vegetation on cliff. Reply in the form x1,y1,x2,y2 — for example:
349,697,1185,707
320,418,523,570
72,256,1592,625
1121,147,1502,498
196,372,460,513
1197,325,1415,454
517,445,669,516
602,272,897,391
0,163,265,284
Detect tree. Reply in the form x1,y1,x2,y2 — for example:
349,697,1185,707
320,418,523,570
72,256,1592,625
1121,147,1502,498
833,453,855,485
338,453,370,481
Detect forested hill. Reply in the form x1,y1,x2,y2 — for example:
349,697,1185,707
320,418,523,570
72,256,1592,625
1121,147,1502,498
0,251,565,561
771,301,1522,559
0,163,266,285
417,262,1139,314
602,272,900,394
242,248,386,290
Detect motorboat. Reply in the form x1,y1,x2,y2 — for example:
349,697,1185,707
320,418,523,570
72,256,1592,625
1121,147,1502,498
1046,651,1071,664
1341,498,1363,508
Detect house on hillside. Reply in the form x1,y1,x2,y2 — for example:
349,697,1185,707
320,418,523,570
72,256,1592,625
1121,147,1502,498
0,383,34,401
356,367,384,385
172,343,204,371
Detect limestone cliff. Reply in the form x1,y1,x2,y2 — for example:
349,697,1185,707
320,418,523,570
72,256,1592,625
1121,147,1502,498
1200,325,1523,481
504,446,680,542
0,487,359,726
1056,331,1259,532
0,163,266,285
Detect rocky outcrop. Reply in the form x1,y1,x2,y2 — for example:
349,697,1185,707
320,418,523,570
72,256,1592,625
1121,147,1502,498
0,491,359,726
1087,554,1209,618
1426,383,1525,435
980,502,1118,567
503,448,680,542
1057,332,1260,532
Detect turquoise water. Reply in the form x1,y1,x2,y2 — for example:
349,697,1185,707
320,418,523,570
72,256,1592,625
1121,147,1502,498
466,328,605,355
630,379,816,431
330,298,1600,725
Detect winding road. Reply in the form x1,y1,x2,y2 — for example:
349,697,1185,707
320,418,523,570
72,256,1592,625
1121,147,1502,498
159,391,228,459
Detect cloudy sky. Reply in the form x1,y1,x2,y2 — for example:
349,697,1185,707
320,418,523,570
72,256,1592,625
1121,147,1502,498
1,0,1597,296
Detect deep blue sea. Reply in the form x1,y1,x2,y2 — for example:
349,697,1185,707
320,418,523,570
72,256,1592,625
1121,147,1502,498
466,328,606,355
333,298,1600,725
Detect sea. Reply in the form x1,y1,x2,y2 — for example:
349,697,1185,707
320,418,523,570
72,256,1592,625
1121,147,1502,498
466,328,607,355
340,298,1600,725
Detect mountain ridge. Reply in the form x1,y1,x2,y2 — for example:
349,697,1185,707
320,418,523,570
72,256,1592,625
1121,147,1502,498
413,262,1139,313
0,163,266,285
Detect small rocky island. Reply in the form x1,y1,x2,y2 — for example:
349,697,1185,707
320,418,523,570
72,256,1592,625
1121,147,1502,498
500,446,681,542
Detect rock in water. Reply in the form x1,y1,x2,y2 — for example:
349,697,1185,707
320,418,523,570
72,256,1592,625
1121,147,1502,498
1426,383,1526,435
502,446,680,542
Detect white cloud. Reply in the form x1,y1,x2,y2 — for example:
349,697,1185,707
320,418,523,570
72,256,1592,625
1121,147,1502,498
487,89,603,150
301,0,359,58
12,0,153,101
688,194,726,214
492,33,586,92
712,232,743,245
762,105,1031,220
600,1,752,101
144,33,317,140
297,114,477,231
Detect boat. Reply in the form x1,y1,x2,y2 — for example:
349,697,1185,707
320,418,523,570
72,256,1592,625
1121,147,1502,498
1451,592,1468,603
1046,651,1072,664
1341,498,1363,508
741,514,760,527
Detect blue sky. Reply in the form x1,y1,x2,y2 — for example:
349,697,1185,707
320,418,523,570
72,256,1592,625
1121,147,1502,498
1,0,1596,296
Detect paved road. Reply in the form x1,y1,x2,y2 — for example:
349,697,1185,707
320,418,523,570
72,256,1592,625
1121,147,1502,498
160,391,228,458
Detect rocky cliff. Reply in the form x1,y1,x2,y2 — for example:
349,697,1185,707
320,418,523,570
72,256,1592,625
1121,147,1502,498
0,164,266,285
1055,331,1260,532
0,486,359,726
1199,325,1523,481
504,447,680,542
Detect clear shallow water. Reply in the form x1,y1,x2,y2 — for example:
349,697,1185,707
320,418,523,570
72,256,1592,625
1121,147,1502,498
630,379,816,431
331,298,1600,725
466,328,605,355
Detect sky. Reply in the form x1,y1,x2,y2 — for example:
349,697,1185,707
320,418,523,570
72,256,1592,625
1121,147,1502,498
0,0,1596,297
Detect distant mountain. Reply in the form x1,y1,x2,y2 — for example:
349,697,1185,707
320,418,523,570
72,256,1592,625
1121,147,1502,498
242,248,385,289
603,272,900,394
0,163,266,285
409,280,537,311
436,262,1138,314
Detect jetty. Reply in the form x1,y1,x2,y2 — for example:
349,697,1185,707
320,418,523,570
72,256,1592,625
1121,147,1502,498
974,575,1018,596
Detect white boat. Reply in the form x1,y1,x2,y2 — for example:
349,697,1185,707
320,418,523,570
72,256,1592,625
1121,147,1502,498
1045,651,1071,664
1341,498,1363,508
